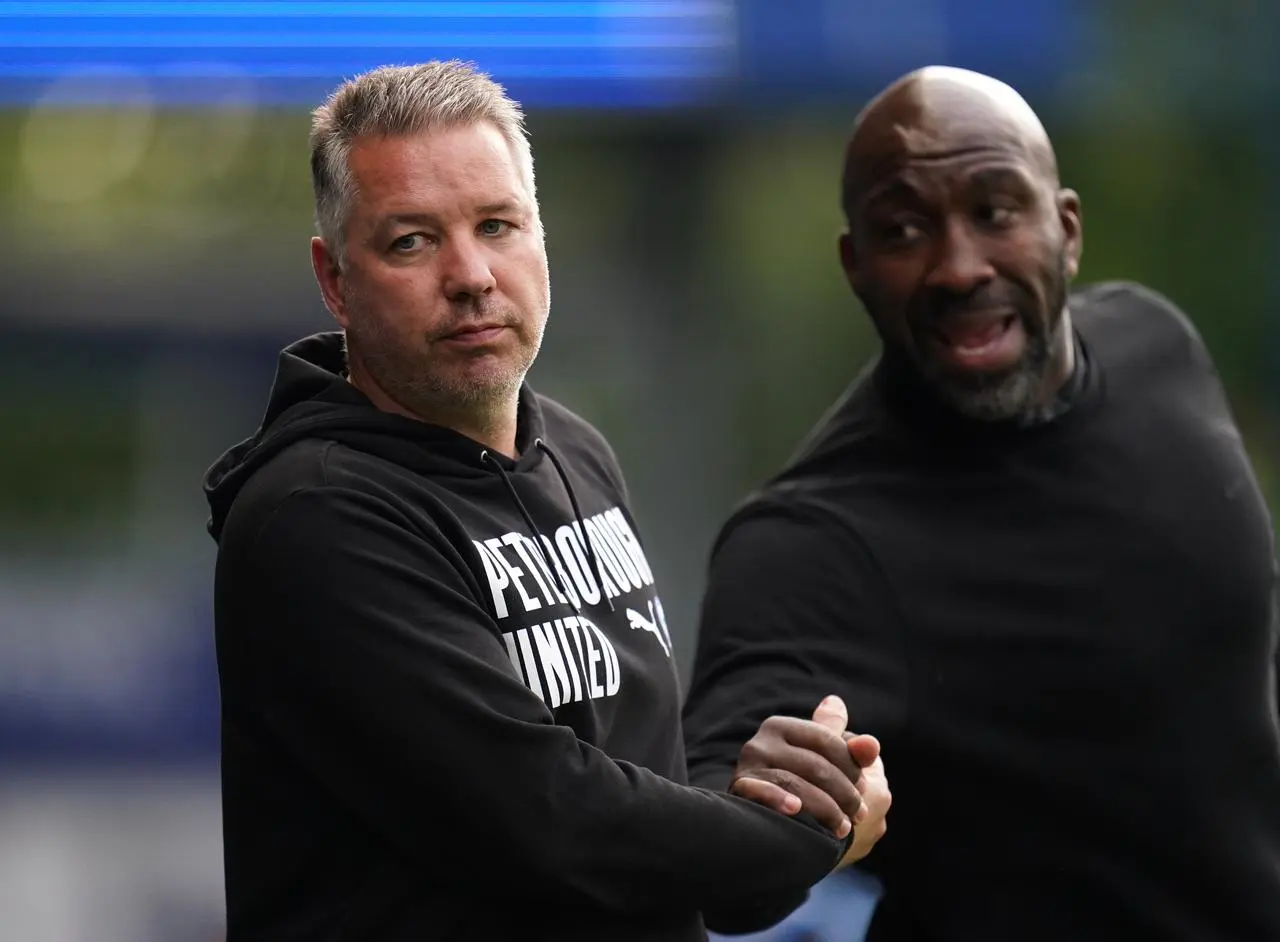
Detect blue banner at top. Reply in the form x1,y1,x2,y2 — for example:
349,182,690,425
0,0,1085,108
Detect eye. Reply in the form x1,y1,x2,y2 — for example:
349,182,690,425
389,232,427,253
976,202,1018,228
874,218,926,248
478,219,511,237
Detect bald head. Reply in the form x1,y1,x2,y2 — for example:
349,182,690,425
842,66,1058,220
833,66,1083,425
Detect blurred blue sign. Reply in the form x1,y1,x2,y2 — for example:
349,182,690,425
0,1,738,108
0,0,1085,108
0,574,220,765
735,0,1084,102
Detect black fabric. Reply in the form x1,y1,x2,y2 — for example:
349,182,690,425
684,282,1280,941
204,331,846,942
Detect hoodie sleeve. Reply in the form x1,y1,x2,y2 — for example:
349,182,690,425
1272,570,1279,718
683,500,910,793
237,483,844,924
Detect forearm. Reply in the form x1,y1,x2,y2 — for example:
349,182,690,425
246,486,842,918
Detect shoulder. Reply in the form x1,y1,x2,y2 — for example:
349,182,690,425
1071,279,1194,329
711,488,879,579
1071,279,1213,370
696,488,903,660
534,391,630,500
217,437,424,552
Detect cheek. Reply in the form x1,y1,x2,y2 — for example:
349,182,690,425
498,247,551,306
362,269,436,316
855,262,916,333
992,234,1055,305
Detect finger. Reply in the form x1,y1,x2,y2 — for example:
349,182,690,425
841,736,882,824
810,694,848,736
738,769,852,838
779,721,863,788
847,734,881,768
767,742,865,822
860,756,887,789
748,717,864,807
859,772,891,823
729,776,802,816
856,759,891,821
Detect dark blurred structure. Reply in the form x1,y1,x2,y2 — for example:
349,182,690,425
0,3,1274,939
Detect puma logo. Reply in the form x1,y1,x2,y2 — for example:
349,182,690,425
626,599,673,658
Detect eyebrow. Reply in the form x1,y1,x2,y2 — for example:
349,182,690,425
969,166,1036,191
859,177,926,214
379,199,527,230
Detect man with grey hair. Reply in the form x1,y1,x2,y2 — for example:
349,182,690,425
203,60,890,942
683,65,1280,942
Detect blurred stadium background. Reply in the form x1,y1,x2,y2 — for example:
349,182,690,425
0,2,1275,940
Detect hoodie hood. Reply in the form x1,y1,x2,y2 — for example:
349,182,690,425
203,331,546,541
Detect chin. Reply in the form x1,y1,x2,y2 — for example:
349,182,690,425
930,363,1046,423
450,360,528,402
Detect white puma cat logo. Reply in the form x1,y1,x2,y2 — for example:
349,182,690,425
626,599,673,658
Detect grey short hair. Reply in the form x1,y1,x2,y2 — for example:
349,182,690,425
309,60,536,261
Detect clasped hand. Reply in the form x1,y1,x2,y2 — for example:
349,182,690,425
730,695,891,865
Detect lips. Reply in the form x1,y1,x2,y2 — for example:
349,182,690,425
438,324,511,348
924,309,1026,372
933,311,1015,349
447,323,506,338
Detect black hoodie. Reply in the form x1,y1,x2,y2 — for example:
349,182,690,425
203,332,846,942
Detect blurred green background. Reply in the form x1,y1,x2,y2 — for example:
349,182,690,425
0,1,1274,939
1,101,1273,619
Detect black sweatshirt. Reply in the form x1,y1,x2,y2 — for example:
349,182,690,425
683,282,1280,941
203,332,845,942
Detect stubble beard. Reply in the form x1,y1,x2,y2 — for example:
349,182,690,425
345,302,545,432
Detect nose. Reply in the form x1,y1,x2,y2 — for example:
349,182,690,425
440,234,496,301
924,217,995,294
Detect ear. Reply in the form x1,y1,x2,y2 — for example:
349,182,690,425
310,237,350,327
1056,188,1083,279
838,230,859,291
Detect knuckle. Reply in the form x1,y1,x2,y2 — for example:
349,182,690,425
767,768,800,791
813,761,857,802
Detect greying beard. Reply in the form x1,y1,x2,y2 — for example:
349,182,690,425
926,315,1061,424
926,256,1072,425
362,334,524,414
345,317,532,430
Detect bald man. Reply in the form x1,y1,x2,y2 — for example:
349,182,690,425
683,67,1280,941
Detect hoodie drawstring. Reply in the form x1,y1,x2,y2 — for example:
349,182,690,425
478,441,614,614
536,439,614,613
479,449,576,610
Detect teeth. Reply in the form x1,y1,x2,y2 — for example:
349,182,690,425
959,337,1001,354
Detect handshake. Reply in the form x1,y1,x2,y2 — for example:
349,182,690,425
730,695,892,866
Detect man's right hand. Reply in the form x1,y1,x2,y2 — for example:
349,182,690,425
839,738,890,866
729,696,875,841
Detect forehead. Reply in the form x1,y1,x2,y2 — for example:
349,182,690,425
861,153,1038,212
346,122,529,215
847,85,1046,211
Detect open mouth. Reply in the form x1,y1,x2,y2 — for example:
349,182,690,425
928,312,1025,372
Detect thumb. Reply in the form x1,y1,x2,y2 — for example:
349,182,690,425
811,694,848,735
847,733,881,767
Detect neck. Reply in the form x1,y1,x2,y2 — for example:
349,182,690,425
1035,307,1076,409
346,363,521,459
